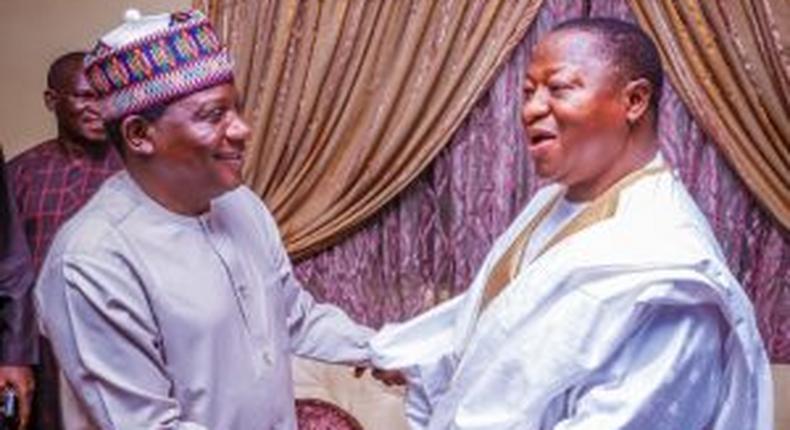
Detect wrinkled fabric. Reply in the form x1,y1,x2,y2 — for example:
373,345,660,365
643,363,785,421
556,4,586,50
35,172,373,430
372,166,772,430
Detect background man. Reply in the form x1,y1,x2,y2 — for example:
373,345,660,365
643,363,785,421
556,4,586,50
371,18,772,430
0,149,36,430
8,51,122,272
7,51,122,430
35,10,373,429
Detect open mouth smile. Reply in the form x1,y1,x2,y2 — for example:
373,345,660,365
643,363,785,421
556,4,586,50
527,128,558,149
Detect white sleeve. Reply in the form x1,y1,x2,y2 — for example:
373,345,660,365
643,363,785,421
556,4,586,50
371,295,464,429
36,252,206,430
553,304,725,430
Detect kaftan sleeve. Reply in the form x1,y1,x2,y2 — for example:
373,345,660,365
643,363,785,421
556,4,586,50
36,251,206,430
552,304,725,430
255,204,374,364
370,295,464,430
280,259,374,363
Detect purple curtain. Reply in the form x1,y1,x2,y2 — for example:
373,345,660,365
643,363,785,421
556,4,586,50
294,0,790,363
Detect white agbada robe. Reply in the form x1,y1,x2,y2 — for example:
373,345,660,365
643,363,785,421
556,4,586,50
371,157,772,430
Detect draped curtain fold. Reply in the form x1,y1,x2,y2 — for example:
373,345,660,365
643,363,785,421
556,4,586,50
194,0,544,258
628,0,790,230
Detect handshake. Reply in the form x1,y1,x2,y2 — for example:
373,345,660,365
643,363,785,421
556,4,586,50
353,366,407,387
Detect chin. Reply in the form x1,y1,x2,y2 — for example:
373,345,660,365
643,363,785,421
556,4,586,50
81,134,109,145
206,183,239,202
533,162,556,180
220,175,243,192
225,181,243,192
77,125,107,141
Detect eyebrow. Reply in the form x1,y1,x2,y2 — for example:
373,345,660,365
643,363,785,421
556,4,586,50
525,64,570,83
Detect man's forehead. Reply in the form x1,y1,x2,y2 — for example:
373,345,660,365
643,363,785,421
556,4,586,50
50,61,86,91
167,84,236,110
528,30,611,74
541,30,605,58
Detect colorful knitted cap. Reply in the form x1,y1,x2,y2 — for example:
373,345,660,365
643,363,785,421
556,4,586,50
85,9,234,121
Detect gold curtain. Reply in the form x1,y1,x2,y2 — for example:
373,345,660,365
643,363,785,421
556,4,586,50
629,0,790,229
192,0,543,258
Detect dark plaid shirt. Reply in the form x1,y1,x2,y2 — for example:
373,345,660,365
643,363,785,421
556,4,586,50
8,138,123,272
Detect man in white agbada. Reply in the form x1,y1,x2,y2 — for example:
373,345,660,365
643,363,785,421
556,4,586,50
35,10,374,429
370,18,773,430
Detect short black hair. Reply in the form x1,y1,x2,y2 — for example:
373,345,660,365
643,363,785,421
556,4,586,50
104,104,168,159
47,51,87,91
553,17,664,112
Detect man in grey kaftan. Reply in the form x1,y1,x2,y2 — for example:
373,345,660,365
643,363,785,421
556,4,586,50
35,9,374,430
38,173,372,429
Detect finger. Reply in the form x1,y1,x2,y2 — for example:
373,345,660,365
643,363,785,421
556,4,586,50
18,392,31,430
370,369,393,385
380,370,407,386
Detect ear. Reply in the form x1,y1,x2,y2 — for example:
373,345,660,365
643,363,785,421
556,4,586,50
43,89,58,112
622,78,652,125
120,115,156,156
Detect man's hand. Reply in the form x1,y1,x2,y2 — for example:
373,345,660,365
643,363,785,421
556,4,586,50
353,366,407,386
370,368,407,386
0,366,34,429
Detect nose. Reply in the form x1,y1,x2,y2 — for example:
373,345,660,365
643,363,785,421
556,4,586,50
521,87,549,127
227,110,252,147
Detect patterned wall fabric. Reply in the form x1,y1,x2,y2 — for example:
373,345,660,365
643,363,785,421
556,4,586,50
294,0,790,362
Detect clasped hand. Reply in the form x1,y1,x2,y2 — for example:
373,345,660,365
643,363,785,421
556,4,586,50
353,366,407,386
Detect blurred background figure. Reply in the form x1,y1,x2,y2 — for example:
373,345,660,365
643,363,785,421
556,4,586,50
0,147,37,430
6,51,121,430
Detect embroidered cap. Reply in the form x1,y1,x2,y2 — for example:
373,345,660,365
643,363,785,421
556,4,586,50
85,9,234,121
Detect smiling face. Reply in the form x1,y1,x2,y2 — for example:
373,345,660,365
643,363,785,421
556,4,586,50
522,30,631,199
144,83,251,206
49,70,106,144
